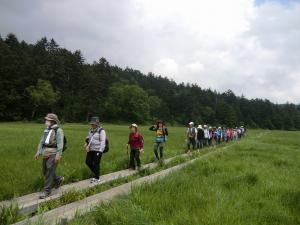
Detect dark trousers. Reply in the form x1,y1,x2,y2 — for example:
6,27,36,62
86,151,102,179
129,148,141,170
42,155,61,194
197,139,204,149
187,138,196,150
154,142,164,160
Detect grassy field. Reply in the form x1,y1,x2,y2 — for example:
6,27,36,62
68,130,300,225
0,122,189,201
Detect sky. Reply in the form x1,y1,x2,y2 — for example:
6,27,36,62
0,0,300,104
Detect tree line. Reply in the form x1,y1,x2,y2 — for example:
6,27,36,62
0,33,299,130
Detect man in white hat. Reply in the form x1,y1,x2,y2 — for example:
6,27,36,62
187,122,197,151
34,113,65,199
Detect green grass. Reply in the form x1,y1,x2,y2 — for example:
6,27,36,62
68,130,300,225
0,122,189,201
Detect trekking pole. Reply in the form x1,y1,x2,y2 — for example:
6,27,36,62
126,145,130,169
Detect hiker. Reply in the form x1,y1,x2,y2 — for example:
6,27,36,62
208,126,213,146
226,128,231,142
216,127,222,144
223,127,227,142
237,127,242,139
203,125,210,146
241,126,246,137
196,125,205,149
149,120,168,161
126,124,144,170
211,127,218,147
187,122,197,151
34,113,65,199
233,128,238,140
84,117,106,183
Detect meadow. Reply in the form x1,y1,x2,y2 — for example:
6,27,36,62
0,122,188,201
68,130,300,225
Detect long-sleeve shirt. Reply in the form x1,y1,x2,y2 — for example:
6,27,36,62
128,132,144,149
86,127,106,152
37,124,64,157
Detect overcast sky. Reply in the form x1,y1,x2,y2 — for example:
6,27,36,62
1,0,300,103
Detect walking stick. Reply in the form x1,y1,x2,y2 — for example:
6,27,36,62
126,145,130,169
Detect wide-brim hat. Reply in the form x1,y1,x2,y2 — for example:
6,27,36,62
198,125,203,129
89,116,100,125
44,113,59,124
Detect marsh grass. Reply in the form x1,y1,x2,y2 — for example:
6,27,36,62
0,204,19,225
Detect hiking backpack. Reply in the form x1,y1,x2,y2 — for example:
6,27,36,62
53,127,67,152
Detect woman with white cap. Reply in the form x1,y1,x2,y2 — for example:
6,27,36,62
126,124,144,170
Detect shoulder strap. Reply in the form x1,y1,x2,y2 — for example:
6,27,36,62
98,128,104,133
97,128,105,141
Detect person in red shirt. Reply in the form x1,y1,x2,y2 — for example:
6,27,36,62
126,124,144,170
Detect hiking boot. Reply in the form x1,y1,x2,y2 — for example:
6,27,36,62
54,176,64,189
90,178,97,183
39,192,51,199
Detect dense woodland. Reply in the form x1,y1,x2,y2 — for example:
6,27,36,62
0,33,299,130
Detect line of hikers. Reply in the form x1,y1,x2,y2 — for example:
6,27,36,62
34,113,244,199
186,121,246,151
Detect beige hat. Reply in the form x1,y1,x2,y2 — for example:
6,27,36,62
44,113,59,124
130,123,138,128
198,125,203,129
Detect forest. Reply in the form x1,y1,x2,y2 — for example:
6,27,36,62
0,33,299,130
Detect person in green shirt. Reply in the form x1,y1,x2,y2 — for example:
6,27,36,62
34,113,64,199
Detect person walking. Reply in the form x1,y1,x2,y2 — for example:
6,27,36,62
203,125,210,146
216,127,222,144
34,113,65,199
196,125,205,149
187,122,197,151
149,120,168,161
126,124,144,170
84,117,106,183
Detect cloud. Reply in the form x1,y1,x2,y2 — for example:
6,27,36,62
153,58,179,77
0,0,299,103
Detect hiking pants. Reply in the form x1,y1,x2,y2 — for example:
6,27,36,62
154,142,164,160
197,139,204,149
86,151,102,179
42,155,61,194
129,148,141,170
204,138,209,146
187,138,196,150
